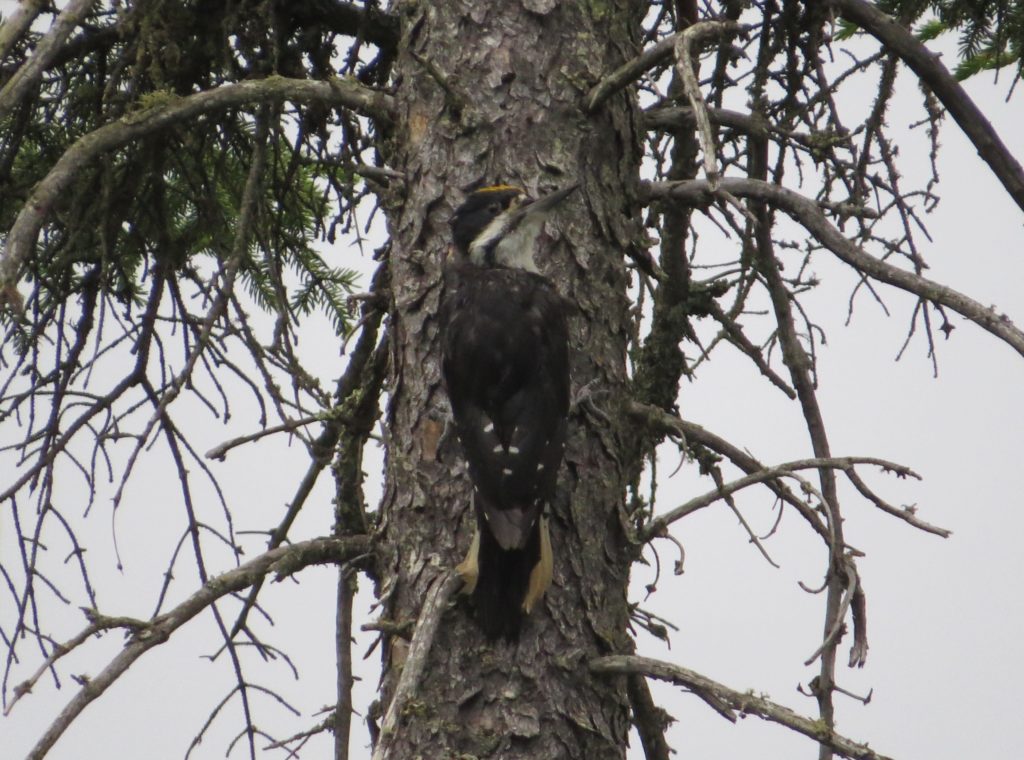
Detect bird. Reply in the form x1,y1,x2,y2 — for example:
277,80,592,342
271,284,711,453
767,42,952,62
440,182,577,640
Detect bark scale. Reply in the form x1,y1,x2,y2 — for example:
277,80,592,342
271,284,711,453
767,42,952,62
376,1,645,757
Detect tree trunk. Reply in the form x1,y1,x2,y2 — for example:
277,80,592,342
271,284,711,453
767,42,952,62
377,1,644,757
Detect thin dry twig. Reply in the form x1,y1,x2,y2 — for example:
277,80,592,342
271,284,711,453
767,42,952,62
646,178,1024,358
833,0,1024,214
22,536,370,760
640,455,919,542
591,655,895,760
205,414,325,461
370,571,461,760
673,22,741,188
585,21,744,113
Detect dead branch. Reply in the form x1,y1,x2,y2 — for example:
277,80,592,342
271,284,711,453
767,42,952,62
4,609,146,717
591,655,894,760
639,455,919,542
113,113,270,513
626,670,674,760
645,178,1024,358
23,536,370,760
833,0,1024,214
205,414,324,461
370,571,461,760
585,21,744,113
674,24,728,187
626,402,831,539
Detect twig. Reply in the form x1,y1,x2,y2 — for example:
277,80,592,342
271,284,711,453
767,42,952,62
114,114,271,513
23,536,370,760
370,571,460,760
585,21,744,113
645,178,1024,358
706,300,797,398
833,0,1024,215
4,610,146,716
674,23,735,187
591,655,895,760
626,403,831,541
228,327,387,638
845,468,950,537
640,455,917,541
205,414,324,461
746,164,848,760
335,570,356,760
804,557,858,666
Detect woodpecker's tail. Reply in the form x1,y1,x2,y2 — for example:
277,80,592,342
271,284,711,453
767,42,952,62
456,513,552,641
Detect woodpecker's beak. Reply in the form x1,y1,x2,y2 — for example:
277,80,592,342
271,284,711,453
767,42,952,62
512,184,579,223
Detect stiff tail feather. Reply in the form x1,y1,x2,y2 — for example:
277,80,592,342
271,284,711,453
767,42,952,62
456,515,552,641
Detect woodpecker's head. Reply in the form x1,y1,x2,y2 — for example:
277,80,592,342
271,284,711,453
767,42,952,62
450,183,577,272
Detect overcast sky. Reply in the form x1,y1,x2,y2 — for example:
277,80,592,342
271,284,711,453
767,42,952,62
2,5,1023,760
645,54,1024,760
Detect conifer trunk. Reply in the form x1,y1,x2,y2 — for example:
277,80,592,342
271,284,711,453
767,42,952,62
377,1,644,756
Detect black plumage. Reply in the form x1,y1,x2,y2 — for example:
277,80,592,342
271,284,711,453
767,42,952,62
440,184,573,640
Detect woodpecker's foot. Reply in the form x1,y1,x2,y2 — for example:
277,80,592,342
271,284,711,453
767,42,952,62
455,530,480,594
521,516,552,614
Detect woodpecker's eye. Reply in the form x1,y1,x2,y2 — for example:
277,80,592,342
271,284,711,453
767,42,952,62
487,203,501,216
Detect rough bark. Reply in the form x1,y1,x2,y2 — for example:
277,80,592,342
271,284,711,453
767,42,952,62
376,1,644,757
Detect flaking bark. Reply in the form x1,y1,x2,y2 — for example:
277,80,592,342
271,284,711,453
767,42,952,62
375,1,644,757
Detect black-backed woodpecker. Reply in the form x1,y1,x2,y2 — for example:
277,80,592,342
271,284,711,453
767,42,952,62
440,183,577,640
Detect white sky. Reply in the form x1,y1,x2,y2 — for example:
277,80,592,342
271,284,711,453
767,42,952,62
2,4,1023,760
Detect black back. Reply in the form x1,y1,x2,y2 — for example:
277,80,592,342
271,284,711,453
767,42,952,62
440,263,569,550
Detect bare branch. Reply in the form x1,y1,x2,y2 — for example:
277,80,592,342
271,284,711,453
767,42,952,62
646,178,1024,358
639,455,919,542
626,671,674,760
370,571,461,760
205,415,324,461
833,0,1024,215
591,655,895,760
804,557,858,666
674,24,729,187
625,402,830,540
335,571,356,760
845,468,950,537
113,111,271,512
585,21,744,113
23,536,370,760
4,609,146,717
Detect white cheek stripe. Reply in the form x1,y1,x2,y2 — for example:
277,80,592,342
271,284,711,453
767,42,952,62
468,216,509,264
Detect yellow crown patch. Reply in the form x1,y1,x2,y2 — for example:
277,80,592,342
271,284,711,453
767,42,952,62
475,184,524,194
